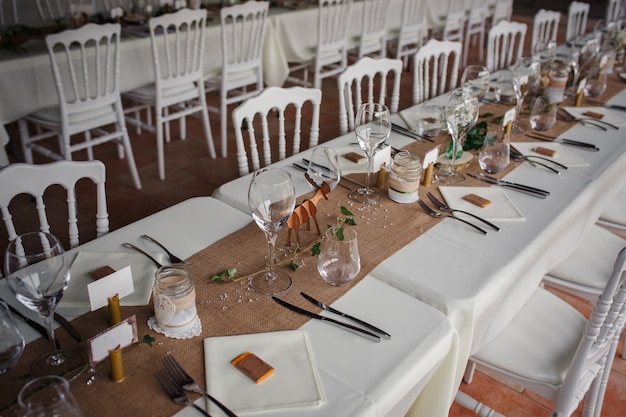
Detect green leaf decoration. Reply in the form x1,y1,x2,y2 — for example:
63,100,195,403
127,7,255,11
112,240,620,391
335,227,345,241
290,260,299,271
345,218,357,226
340,206,353,216
465,121,489,151
141,334,156,347
311,242,321,255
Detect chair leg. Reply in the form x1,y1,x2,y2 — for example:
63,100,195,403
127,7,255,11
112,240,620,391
454,391,505,417
220,95,227,158
120,128,142,190
200,106,216,159
18,119,34,163
84,131,94,161
156,114,166,180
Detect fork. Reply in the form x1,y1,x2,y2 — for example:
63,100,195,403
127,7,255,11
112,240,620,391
156,369,212,417
426,192,500,231
141,234,185,264
509,147,564,174
163,353,238,417
122,242,163,268
418,199,487,235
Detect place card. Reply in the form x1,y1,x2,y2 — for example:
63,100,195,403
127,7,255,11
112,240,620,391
87,266,134,311
372,145,392,172
502,107,516,125
87,315,138,366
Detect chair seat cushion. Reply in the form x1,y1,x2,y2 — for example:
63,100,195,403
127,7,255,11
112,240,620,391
548,225,626,290
124,82,198,103
472,287,586,386
28,104,116,126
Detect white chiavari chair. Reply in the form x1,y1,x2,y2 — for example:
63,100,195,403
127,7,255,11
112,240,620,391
337,57,402,135
0,160,109,250
35,0,68,20
466,245,626,417
532,9,561,57
464,0,489,66
232,86,321,176
353,0,388,59
204,0,270,158
606,0,625,23
486,20,527,71
123,9,216,180
412,39,461,105
567,1,590,42
491,0,513,26
390,0,426,68
287,0,353,90
442,0,466,44
17,22,142,190
0,0,18,25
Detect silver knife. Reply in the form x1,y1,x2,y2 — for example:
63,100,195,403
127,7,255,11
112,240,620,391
272,297,381,342
467,174,548,199
300,292,391,339
54,312,82,343
605,104,626,112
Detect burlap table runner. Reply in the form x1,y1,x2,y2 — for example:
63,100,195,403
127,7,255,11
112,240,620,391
2,73,623,416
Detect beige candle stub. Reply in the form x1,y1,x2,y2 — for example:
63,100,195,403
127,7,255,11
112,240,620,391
575,90,584,106
109,345,125,383
108,294,122,325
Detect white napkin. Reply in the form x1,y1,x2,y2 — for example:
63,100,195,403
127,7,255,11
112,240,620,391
561,106,626,127
512,142,589,167
59,251,164,308
439,186,525,221
204,330,325,414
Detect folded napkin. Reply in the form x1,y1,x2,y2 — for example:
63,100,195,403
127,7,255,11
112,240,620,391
204,330,325,414
59,251,164,308
562,106,626,127
512,142,589,167
439,186,525,222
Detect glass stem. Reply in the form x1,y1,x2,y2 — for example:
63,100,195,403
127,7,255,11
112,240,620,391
265,233,278,280
449,135,460,176
364,155,373,192
42,314,64,366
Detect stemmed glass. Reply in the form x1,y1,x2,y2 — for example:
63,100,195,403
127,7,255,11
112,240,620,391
512,57,541,132
348,103,391,205
4,232,85,379
306,147,341,192
18,375,84,417
460,65,490,101
436,89,479,184
248,168,296,295
0,300,25,374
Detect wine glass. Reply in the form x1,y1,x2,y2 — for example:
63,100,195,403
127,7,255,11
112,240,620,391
436,88,479,184
18,375,84,417
317,227,360,287
4,232,85,379
460,65,490,101
512,57,541,132
248,168,296,295
348,103,391,205
306,147,341,192
0,300,25,374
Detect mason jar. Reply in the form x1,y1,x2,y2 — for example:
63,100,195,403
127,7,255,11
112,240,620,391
388,151,422,203
152,264,198,337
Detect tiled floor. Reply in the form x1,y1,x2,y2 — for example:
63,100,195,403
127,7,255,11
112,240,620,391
2,9,625,417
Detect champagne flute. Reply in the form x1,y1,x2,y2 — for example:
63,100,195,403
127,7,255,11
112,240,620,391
4,232,85,379
348,103,391,205
436,88,479,184
18,375,84,417
0,300,25,374
460,65,490,101
248,168,296,295
306,147,340,191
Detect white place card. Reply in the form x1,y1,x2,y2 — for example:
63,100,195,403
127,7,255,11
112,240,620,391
503,108,516,125
87,315,138,366
373,145,392,172
87,266,134,311
423,145,440,167
577,78,587,94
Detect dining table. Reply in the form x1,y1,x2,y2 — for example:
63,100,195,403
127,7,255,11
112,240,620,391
0,196,458,417
212,69,626,415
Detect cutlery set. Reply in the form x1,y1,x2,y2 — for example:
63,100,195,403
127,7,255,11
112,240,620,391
509,145,566,174
122,235,186,268
391,122,434,142
524,133,599,152
467,173,550,198
273,293,391,342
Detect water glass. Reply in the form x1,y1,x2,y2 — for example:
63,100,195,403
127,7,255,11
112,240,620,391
317,227,360,287
0,301,25,374
530,96,557,131
414,104,443,137
478,130,510,174
18,375,84,417
583,66,608,97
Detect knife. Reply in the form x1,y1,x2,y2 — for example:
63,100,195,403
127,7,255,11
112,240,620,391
272,297,381,342
467,174,549,198
54,312,82,343
604,104,626,112
300,292,391,339
525,134,600,151
391,123,434,142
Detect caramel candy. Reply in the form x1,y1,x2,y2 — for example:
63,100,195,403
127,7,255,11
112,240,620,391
582,110,604,119
90,265,116,280
344,152,365,163
232,352,274,384
463,193,492,208
532,146,557,158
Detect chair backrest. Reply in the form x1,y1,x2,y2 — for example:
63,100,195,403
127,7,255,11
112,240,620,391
412,39,461,105
491,0,513,26
566,2,589,42
357,0,388,58
0,161,109,249
36,0,68,20
606,0,624,23
554,246,626,416
486,20,527,71
443,0,466,43
0,0,18,25
532,9,561,55
148,8,206,92
314,0,352,87
337,57,403,135
396,0,427,61
219,1,269,83
45,23,122,127
232,86,322,176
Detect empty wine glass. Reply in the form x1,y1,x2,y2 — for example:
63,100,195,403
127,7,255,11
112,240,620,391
317,227,360,287
348,103,391,205
436,89,479,184
248,168,296,295
18,375,84,417
0,300,25,374
306,147,340,191
512,57,541,132
460,65,490,101
4,232,85,379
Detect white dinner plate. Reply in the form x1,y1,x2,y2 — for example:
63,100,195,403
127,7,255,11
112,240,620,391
439,186,526,222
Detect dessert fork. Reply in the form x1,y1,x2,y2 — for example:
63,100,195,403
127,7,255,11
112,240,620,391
163,353,238,417
426,192,500,231
418,200,487,235
156,369,211,417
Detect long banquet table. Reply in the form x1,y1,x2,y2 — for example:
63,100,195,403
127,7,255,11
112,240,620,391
0,197,458,417
212,74,626,414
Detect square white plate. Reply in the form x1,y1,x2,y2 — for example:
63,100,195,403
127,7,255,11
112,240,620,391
439,186,526,222
512,142,589,167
